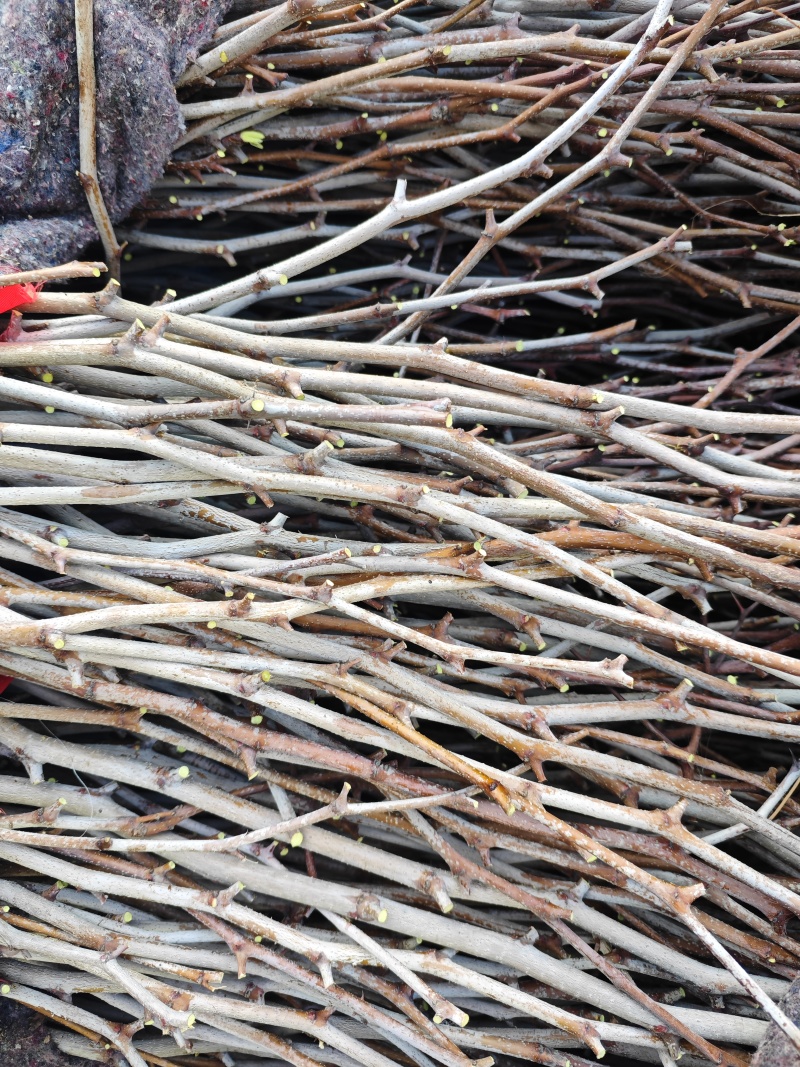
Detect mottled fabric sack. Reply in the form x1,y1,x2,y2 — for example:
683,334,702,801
0,0,231,269
752,977,800,1067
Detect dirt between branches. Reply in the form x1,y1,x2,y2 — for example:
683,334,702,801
0,1001,89,1067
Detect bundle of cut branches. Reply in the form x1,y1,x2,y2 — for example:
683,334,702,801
118,0,800,331
2,1,800,1067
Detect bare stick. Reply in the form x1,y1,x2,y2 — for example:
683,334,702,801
74,0,121,279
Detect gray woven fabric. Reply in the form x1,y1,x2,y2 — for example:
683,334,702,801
752,977,800,1067
0,0,231,269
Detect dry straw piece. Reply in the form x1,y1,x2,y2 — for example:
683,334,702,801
2,0,800,1066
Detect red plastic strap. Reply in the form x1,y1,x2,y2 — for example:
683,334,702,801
0,282,40,315
0,676,11,695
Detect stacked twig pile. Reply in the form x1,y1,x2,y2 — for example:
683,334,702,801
123,0,800,329
2,1,800,1066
